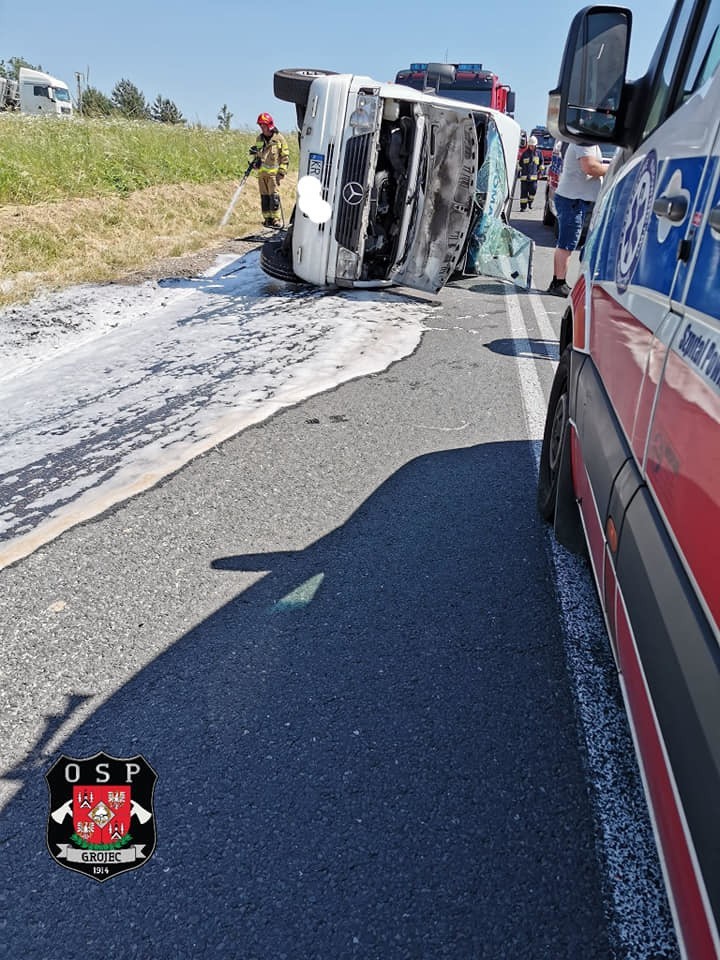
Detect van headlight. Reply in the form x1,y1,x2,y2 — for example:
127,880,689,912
335,248,361,279
349,94,379,135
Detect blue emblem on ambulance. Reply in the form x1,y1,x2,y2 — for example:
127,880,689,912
615,150,658,293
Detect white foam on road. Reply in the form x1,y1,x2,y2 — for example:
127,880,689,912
0,251,428,569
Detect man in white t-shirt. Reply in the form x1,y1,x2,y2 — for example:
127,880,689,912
547,143,608,297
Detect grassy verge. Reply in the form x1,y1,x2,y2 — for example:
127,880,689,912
0,115,299,306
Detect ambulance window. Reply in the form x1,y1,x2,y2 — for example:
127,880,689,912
680,0,720,97
643,0,697,137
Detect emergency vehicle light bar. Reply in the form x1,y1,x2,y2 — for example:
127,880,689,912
407,63,485,73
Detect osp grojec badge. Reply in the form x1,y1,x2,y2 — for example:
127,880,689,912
45,752,157,881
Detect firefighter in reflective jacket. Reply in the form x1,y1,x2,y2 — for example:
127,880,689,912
517,136,543,212
250,112,289,227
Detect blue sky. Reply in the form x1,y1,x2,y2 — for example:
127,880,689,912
1,0,675,133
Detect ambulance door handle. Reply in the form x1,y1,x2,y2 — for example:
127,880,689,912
652,194,688,222
709,206,720,232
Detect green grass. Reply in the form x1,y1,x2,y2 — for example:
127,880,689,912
0,115,301,305
0,114,299,204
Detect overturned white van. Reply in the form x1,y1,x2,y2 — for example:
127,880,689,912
260,69,532,295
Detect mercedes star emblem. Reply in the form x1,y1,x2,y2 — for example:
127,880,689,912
342,181,364,205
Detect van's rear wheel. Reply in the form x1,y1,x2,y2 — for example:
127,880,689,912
273,69,338,106
538,347,571,520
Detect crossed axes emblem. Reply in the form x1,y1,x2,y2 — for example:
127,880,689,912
50,798,153,825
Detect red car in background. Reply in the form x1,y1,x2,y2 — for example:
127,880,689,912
542,140,565,227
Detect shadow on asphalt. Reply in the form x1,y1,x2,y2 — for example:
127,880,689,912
1,441,612,959
484,337,560,362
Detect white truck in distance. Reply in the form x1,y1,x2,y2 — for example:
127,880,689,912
0,67,73,116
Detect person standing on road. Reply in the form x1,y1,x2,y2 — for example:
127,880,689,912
250,112,289,228
547,142,608,297
517,135,544,212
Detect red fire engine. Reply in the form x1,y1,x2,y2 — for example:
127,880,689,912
394,63,516,117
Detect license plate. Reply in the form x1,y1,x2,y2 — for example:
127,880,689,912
307,153,324,179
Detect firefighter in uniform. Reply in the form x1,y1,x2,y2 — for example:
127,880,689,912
250,112,290,228
517,135,543,212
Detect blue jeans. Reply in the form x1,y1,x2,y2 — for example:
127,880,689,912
555,194,594,251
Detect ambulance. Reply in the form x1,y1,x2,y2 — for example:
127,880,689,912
538,1,720,957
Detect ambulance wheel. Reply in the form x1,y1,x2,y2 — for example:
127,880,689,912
537,347,570,521
273,69,338,107
260,235,303,284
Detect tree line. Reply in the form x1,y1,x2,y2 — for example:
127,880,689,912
1,55,235,128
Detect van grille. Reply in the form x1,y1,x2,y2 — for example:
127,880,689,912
321,142,334,201
335,133,373,250
315,141,335,235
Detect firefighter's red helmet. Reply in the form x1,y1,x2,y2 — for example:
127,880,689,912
257,112,274,127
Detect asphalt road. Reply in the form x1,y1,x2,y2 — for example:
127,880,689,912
0,204,678,959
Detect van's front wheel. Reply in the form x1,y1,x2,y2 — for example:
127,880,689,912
538,347,570,521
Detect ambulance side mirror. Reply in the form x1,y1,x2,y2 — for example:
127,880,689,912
547,5,631,146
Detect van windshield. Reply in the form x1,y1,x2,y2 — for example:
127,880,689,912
54,88,72,102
